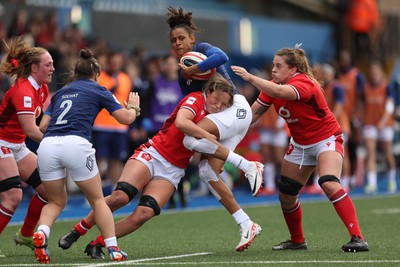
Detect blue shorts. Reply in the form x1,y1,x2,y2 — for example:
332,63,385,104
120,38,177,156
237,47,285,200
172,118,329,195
92,130,128,160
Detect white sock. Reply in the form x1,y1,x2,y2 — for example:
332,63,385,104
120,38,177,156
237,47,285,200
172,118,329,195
104,236,117,248
388,168,396,182
37,224,51,239
341,175,350,189
367,171,377,187
264,162,275,190
226,151,250,172
232,209,251,228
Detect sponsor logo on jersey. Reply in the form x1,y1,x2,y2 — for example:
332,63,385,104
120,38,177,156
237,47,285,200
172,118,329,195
185,96,196,105
236,109,246,119
24,96,32,108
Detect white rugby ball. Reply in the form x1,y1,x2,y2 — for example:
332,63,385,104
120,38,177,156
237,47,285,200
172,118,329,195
180,51,216,80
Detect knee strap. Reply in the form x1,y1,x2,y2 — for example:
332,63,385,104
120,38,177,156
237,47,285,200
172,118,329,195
277,175,303,196
25,168,42,189
138,195,161,216
318,175,340,187
114,182,138,202
198,159,219,183
0,176,22,193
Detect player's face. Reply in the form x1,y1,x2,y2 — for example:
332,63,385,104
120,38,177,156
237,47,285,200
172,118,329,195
31,52,55,85
271,55,296,84
170,28,195,58
205,91,232,114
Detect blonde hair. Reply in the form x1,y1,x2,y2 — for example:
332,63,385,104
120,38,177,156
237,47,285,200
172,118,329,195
276,46,321,86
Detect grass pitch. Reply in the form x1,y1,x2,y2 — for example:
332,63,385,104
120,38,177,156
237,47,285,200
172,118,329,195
0,194,399,266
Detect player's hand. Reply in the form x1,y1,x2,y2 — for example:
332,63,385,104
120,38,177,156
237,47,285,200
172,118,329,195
125,92,140,108
231,65,252,81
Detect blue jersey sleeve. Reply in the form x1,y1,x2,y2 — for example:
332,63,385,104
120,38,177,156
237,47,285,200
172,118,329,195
333,83,345,103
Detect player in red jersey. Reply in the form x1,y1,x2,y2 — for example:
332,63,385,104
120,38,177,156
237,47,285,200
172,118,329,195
232,44,369,252
58,74,260,258
0,36,54,249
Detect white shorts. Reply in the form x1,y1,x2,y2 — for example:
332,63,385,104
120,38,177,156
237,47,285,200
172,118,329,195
259,129,288,148
284,134,344,166
133,145,185,189
206,94,252,150
37,136,98,182
363,125,394,142
0,140,31,162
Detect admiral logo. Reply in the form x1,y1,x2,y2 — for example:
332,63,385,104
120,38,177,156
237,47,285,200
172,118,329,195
236,109,246,119
24,96,32,108
326,142,331,147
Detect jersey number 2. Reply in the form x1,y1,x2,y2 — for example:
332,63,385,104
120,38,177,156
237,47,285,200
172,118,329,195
56,100,72,125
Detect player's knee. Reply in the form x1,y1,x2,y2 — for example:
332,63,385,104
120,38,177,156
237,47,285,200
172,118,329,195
318,175,340,187
0,176,23,209
198,160,219,183
277,175,303,196
183,135,218,154
114,182,138,202
138,195,161,218
25,169,42,189
318,175,340,193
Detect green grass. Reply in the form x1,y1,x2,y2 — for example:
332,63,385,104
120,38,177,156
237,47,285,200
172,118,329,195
1,195,399,266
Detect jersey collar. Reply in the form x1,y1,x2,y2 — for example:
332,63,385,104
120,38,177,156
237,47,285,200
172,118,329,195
28,75,41,90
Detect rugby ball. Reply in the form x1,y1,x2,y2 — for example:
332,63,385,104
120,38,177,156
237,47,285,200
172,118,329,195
180,51,217,80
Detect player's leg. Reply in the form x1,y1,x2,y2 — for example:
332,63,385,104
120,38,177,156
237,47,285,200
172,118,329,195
58,158,150,249
201,156,262,252
15,151,48,250
77,172,127,261
0,155,23,235
84,179,175,259
273,153,314,251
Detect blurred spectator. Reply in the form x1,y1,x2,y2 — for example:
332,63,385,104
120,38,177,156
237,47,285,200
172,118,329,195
321,63,352,191
362,61,397,194
7,9,28,38
346,0,380,60
337,49,366,188
92,51,132,195
256,108,287,195
142,54,181,137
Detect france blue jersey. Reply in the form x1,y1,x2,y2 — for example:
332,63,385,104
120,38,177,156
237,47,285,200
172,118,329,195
178,42,238,96
43,79,123,141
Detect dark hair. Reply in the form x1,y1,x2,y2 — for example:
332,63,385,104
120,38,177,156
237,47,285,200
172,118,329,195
202,73,234,107
0,36,48,78
166,6,203,35
65,48,101,84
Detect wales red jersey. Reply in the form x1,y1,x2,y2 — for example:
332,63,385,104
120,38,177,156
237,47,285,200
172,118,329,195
151,91,208,168
257,73,341,145
0,77,48,143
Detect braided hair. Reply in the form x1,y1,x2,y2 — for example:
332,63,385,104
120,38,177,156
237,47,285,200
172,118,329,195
166,6,203,35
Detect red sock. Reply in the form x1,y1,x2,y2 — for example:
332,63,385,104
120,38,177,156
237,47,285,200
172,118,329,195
91,235,105,247
282,201,305,243
330,188,363,239
21,193,47,237
0,204,14,234
74,219,92,236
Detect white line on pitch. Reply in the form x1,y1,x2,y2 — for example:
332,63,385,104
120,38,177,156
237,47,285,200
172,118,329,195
78,252,212,267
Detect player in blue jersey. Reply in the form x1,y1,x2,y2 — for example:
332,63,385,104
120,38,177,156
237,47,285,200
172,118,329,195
32,48,140,263
166,6,263,251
